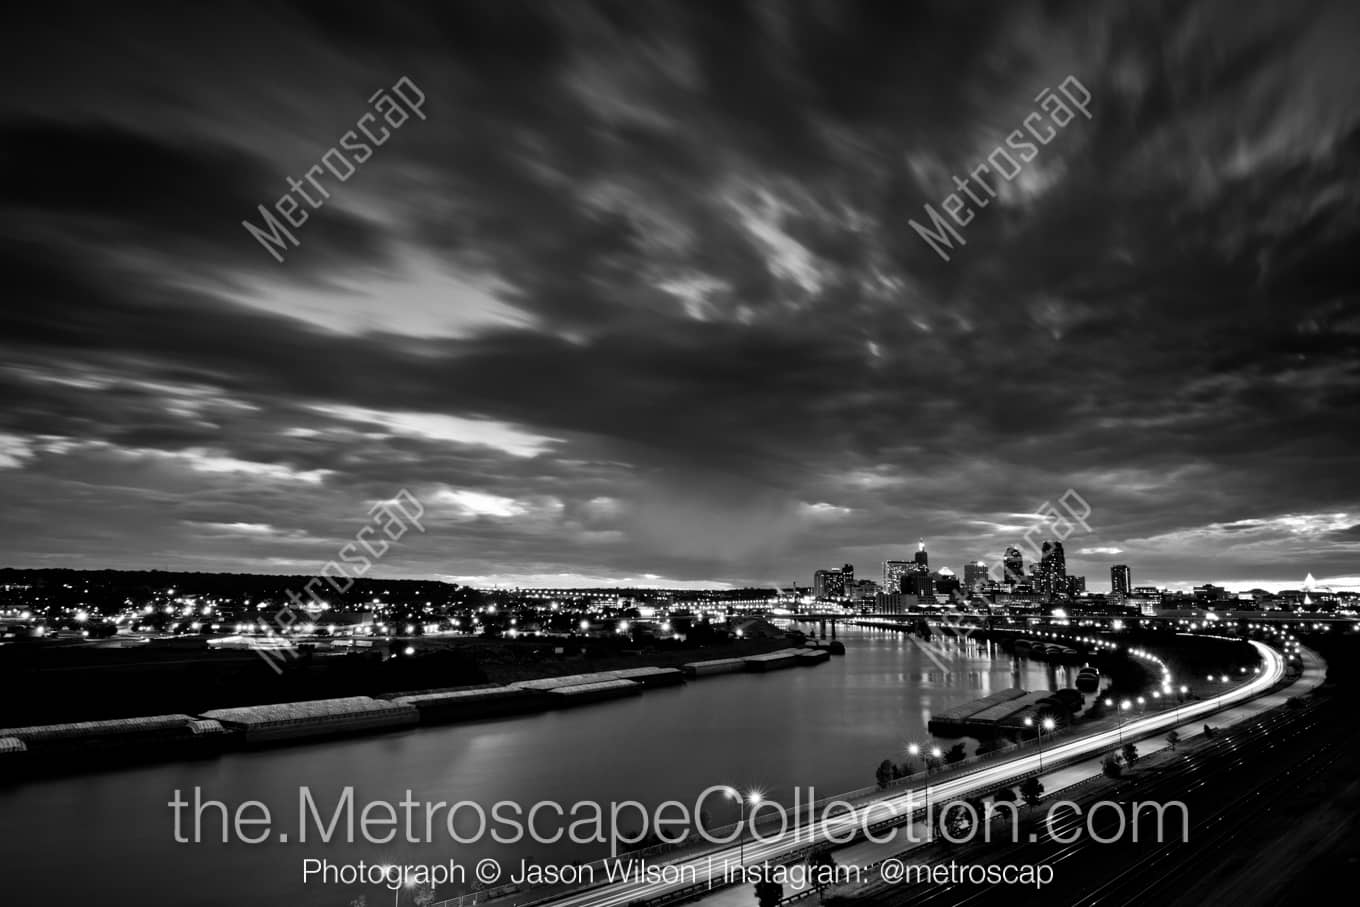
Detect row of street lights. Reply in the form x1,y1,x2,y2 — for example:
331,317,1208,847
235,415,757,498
692,660,1264,882
898,719,1058,844
1101,673,1238,759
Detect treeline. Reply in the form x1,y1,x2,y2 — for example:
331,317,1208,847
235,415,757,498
0,645,484,726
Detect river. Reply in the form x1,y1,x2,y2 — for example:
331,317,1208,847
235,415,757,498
0,626,1066,906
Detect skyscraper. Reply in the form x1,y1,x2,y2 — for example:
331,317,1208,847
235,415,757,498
841,563,855,590
933,567,960,596
883,560,912,593
914,538,929,569
812,569,845,599
1111,564,1131,598
1003,547,1024,584
1039,540,1067,597
964,560,989,590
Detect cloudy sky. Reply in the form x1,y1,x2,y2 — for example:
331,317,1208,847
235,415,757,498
2,0,1358,591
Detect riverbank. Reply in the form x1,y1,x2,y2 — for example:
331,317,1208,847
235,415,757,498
471,636,794,685
0,640,835,778
0,632,804,726
0,625,1071,907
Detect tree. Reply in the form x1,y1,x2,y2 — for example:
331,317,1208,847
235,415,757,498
755,878,783,907
940,796,985,842
1165,730,1180,750
1203,724,1217,739
876,759,894,789
809,849,837,891
939,803,965,841
944,742,967,765
686,619,718,645
1102,754,1123,778
992,786,1017,804
1019,776,1044,806
975,738,1003,755
1121,743,1139,766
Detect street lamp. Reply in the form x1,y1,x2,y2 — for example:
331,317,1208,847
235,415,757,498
388,871,416,907
1137,695,1146,714
1116,699,1132,746
1166,683,1186,728
907,743,942,841
1025,716,1056,773
729,788,762,866
926,746,942,840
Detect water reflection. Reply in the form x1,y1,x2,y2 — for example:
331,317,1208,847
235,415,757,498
0,625,1060,907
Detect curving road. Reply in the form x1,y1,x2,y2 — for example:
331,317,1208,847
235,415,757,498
530,641,1287,907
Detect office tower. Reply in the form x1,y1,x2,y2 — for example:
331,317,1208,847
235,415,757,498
1039,540,1067,596
812,569,844,599
906,570,934,598
841,564,855,590
964,561,989,590
933,567,960,596
1003,547,1024,584
883,560,912,593
1111,564,1131,598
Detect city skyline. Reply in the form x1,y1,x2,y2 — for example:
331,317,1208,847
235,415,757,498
3,1,1359,592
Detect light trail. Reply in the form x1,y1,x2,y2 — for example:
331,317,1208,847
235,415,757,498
536,641,1286,907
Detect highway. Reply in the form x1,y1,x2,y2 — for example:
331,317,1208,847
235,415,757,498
530,640,1287,907
865,652,1333,906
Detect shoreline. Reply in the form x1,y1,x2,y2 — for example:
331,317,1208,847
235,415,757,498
0,637,837,779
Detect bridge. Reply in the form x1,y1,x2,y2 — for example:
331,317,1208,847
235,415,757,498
783,612,850,639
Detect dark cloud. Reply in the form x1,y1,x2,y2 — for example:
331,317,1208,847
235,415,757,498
1,0,1358,590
